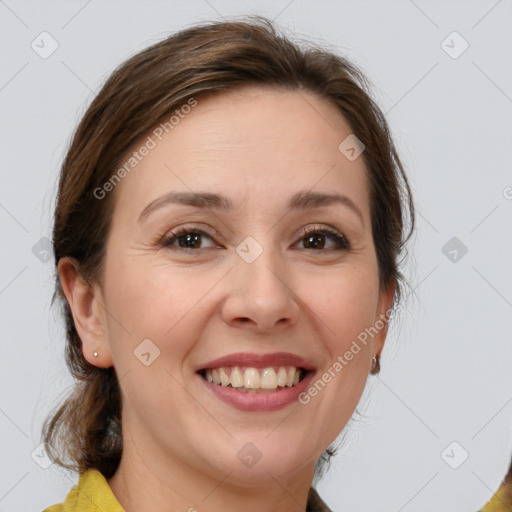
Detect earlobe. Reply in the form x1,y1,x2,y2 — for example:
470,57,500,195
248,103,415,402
57,257,114,368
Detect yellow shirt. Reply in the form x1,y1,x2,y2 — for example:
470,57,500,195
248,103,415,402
43,468,332,512
479,481,512,512
43,469,123,512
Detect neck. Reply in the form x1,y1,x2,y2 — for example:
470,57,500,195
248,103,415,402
108,456,316,512
107,424,317,512
108,426,315,512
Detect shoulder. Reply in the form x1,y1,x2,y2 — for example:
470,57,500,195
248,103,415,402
43,469,124,512
480,480,512,512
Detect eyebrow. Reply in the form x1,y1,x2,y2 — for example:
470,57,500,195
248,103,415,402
138,190,364,225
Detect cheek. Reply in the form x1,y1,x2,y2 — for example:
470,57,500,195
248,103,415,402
103,260,218,368
102,263,212,423
299,265,379,351
299,272,378,443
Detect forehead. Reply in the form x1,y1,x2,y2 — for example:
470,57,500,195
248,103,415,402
111,86,370,220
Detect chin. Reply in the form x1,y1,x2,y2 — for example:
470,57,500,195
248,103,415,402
197,435,317,487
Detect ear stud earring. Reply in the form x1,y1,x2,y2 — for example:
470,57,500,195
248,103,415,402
370,354,380,374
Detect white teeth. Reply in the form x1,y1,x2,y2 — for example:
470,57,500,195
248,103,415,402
244,368,260,389
202,365,304,390
260,367,278,389
277,367,287,387
230,367,244,388
286,367,296,387
219,368,230,386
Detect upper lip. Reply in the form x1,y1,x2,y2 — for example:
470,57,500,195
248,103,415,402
196,352,316,372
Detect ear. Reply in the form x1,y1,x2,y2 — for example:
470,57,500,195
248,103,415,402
57,257,114,368
372,279,397,358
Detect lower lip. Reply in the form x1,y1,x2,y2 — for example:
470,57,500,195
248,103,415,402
197,371,316,412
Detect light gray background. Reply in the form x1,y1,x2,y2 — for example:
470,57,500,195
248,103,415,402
1,1,511,510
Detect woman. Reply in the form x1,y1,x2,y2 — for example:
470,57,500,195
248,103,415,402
42,16,414,512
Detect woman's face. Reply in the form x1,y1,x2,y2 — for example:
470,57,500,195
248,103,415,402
77,87,393,487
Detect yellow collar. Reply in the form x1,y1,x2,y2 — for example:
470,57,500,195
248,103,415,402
44,468,331,512
44,469,123,512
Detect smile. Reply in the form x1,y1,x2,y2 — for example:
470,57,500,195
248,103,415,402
195,351,316,411
199,365,307,393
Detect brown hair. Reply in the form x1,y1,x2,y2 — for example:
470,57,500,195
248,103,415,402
42,15,414,481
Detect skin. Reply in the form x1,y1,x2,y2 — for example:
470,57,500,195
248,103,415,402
58,86,395,512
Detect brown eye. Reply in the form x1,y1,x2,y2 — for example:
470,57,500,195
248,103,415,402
298,228,350,251
161,229,216,250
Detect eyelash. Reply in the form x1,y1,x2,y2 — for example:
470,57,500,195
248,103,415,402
160,225,350,252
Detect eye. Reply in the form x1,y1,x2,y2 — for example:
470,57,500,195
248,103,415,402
161,227,217,250
160,225,350,252
296,226,350,251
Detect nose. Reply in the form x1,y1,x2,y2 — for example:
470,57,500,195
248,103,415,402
220,244,300,333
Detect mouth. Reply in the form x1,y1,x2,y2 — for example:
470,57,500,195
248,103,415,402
197,365,310,394
195,352,316,410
